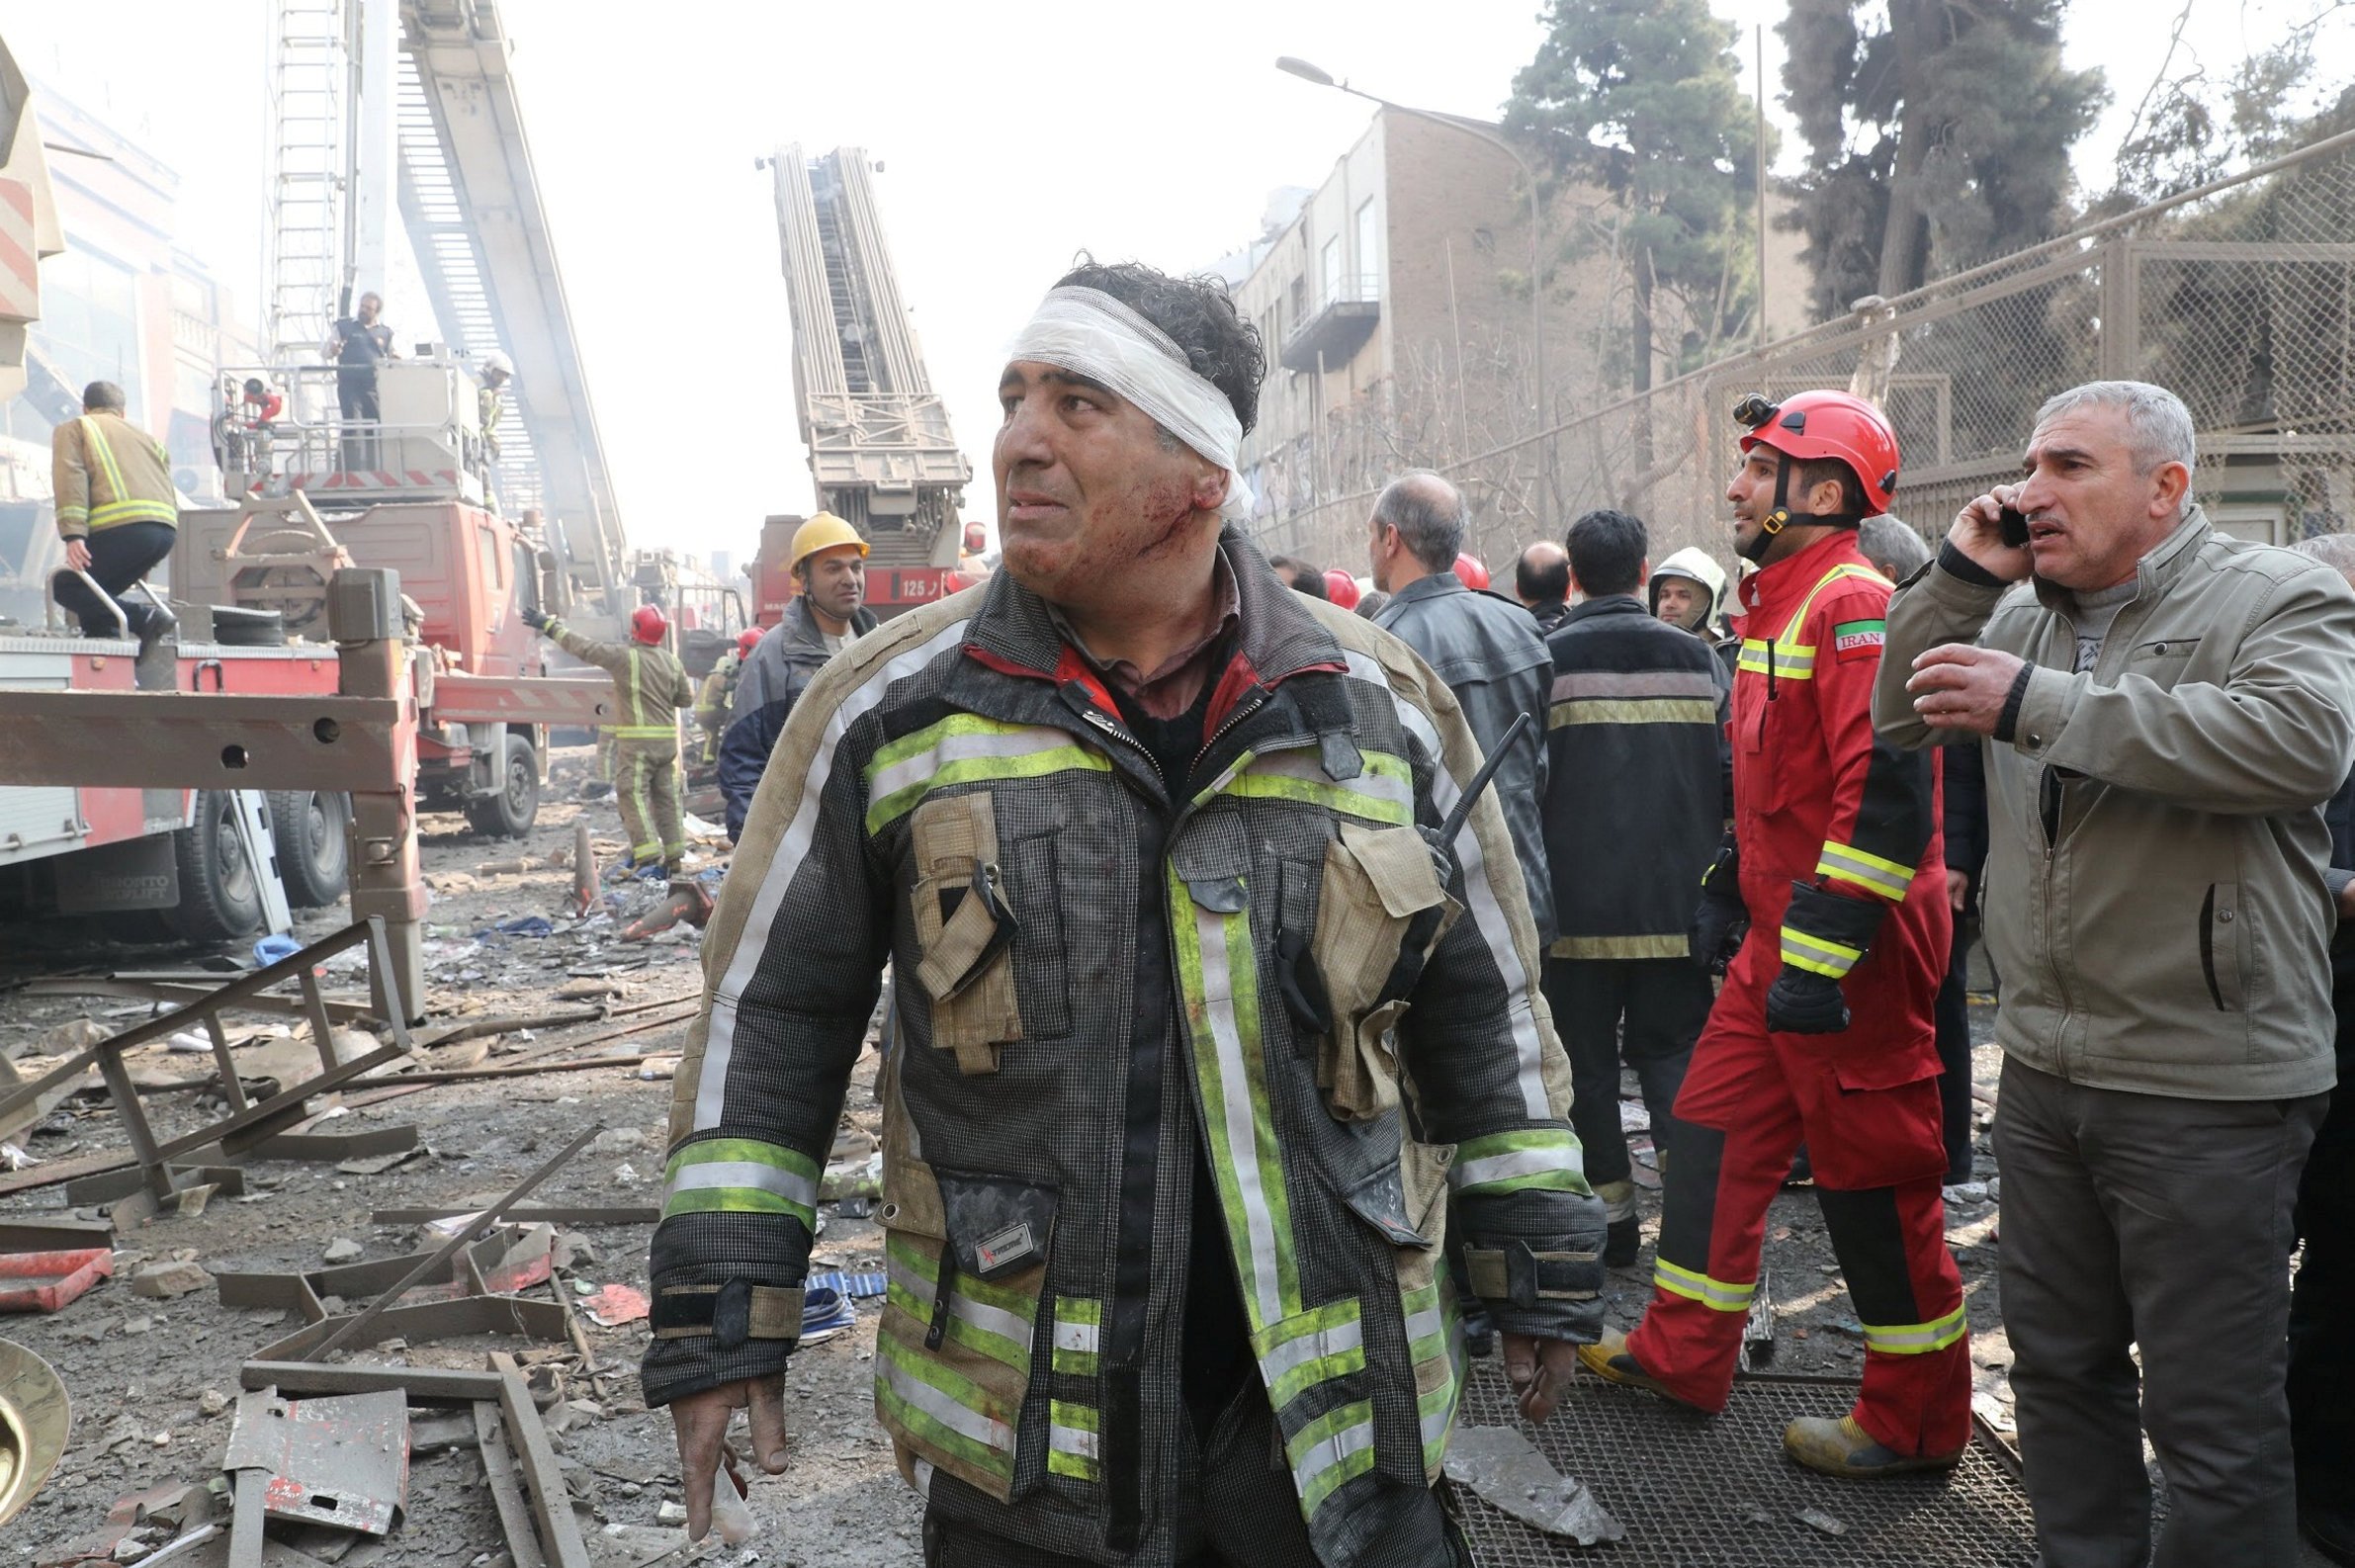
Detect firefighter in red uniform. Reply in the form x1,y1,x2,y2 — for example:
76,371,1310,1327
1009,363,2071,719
1579,390,1970,1476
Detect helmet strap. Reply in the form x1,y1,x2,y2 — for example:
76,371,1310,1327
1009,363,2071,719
1741,451,1866,563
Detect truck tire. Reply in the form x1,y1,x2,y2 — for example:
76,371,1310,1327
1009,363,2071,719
466,732,540,838
164,790,267,943
269,790,350,908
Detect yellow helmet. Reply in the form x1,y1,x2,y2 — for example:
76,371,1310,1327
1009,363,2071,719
790,512,868,571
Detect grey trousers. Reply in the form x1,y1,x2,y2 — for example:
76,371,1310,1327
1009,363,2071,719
1994,1055,2326,1568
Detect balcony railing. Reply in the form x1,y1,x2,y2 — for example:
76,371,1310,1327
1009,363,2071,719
1279,273,1382,373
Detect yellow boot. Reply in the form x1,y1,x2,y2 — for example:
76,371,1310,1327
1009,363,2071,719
1783,1414,1966,1479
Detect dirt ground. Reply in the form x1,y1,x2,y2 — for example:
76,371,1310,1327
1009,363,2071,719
0,745,2309,1565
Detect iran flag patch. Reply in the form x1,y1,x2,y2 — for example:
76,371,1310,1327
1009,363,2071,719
1833,618,1886,662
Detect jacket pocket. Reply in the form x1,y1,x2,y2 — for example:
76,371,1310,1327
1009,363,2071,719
2201,881,2246,1011
874,1157,1053,1505
908,792,1023,1075
1005,833,1073,1039
1305,824,1458,1122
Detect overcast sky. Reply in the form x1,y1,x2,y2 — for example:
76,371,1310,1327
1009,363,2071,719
7,0,2348,564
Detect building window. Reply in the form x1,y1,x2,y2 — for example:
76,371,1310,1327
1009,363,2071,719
1289,275,1306,322
1320,237,1343,309
1355,200,1379,299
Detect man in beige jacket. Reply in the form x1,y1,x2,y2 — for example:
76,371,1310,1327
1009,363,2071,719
1875,379,2355,1568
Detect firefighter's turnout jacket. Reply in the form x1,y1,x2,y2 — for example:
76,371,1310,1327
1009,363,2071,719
1626,529,1967,1456
692,651,741,765
1538,594,1730,959
548,619,694,866
647,532,1605,1567
52,411,177,539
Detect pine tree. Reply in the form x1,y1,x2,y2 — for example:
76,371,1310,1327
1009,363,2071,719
1781,0,2106,317
1508,0,1768,398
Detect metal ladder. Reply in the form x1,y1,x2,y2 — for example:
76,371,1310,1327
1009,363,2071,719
812,193,873,393
265,0,354,364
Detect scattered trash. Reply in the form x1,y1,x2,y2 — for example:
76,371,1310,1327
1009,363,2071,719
706,1457,753,1545
251,934,303,967
1794,1507,1848,1537
1439,1427,1624,1545
223,1387,410,1536
591,1127,648,1154
804,1270,887,1301
634,1058,679,1082
130,1259,215,1300
335,1148,427,1176
478,915,555,939
799,1284,855,1346
578,1283,650,1328
0,1249,114,1313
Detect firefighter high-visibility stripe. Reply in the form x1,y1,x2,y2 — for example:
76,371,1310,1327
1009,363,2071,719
1254,1299,1365,1411
1198,745,1414,825
1654,1258,1756,1312
1742,564,1894,678
1402,1282,1448,1365
79,417,130,501
87,497,178,529
1780,924,1865,979
1403,1276,1464,1475
1287,1401,1378,1517
660,1139,818,1228
609,727,676,739
1815,841,1916,903
1048,1400,1100,1480
1737,641,1817,679
1173,869,1302,1327
1861,1303,1968,1354
874,1332,1015,1481
1548,697,1719,727
1342,650,1550,1120
1051,1298,1101,1375
1418,1370,1460,1473
625,649,646,729
699,619,974,1130
863,715,1112,834
1547,932,1690,960
1449,1128,1590,1198
882,1235,1036,1371
1549,668,1722,703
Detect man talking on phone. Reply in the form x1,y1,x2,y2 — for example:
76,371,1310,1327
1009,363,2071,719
1875,379,2355,1568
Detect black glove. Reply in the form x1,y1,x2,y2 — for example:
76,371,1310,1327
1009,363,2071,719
1689,833,1749,974
1765,881,1886,1034
521,607,550,632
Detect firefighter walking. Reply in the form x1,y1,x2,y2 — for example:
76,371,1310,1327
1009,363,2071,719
1580,390,1971,1475
527,603,695,875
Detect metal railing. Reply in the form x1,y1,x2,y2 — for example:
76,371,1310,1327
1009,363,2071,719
1250,127,2355,570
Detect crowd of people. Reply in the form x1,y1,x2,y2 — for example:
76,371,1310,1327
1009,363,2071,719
652,256,2353,1568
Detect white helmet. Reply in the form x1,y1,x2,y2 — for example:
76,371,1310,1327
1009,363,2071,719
480,350,513,379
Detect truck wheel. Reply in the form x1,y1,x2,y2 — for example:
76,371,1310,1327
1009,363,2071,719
269,790,350,907
466,733,540,838
164,790,267,943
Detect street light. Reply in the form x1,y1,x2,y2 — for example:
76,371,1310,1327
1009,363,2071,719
1275,55,1548,443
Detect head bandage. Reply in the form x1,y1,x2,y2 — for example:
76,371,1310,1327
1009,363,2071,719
1006,286,1255,521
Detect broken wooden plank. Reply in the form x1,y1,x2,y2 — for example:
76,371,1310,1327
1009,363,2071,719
491,1351,590,1568
239,1361,505,1404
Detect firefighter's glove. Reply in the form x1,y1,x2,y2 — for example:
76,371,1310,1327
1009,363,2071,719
1689,835,1749,974
1765,881,1886,1035
522,607,550,632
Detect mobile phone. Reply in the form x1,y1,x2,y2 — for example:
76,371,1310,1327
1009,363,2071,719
1998,506,2030,549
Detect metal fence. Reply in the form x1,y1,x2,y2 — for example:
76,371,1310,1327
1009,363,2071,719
1251,126,2355,575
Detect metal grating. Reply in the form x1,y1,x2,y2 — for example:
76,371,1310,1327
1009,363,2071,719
1444,1359,2040,1566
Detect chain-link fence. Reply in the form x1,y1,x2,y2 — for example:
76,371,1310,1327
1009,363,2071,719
1251,127,2355,576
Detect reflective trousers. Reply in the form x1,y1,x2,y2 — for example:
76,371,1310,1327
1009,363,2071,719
613,736,685,869
1625,953,1971,1457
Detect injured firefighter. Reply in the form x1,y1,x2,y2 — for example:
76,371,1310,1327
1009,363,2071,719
645,259,1608,1565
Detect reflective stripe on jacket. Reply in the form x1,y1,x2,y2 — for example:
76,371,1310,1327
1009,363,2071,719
547,621,693,740
52,412,177,537
649,531,1603,1566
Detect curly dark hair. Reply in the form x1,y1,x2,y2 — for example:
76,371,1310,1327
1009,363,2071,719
1055,257,1265,437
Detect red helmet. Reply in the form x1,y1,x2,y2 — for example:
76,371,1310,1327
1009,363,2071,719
1737,389,1900,515
1323,568,1361,610
1453,552,1490,591
630,605,668,645
736,628,762,657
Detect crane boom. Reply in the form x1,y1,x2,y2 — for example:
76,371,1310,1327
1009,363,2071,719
770,145,968,608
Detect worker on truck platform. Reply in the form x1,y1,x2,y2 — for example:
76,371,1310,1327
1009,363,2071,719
650,260,1604,1566
1580,390,1971,1479
51,380,179,654
716,512,877,840
524,602,695,876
